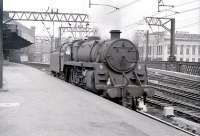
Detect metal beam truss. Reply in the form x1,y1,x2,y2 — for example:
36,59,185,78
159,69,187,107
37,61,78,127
60,26,96,39
145,17,171,32
3,11,90,37
3,11,89,24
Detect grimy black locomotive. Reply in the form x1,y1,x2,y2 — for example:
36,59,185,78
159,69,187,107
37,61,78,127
50,30,153,110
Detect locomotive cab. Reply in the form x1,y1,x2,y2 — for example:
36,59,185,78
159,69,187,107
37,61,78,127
50,42,71,76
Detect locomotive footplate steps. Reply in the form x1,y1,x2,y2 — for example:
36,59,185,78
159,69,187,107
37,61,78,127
0,62,194,136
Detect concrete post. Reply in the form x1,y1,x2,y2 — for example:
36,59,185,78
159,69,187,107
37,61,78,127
145,30,149,62
168,18,176,61
59,27,62,47
50,36,53,52
0,0,3,88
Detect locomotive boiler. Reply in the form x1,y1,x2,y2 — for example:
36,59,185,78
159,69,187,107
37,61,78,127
50,30,153,110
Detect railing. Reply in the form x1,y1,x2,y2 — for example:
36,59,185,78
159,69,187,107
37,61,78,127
23,61,200,76
145,61,200,76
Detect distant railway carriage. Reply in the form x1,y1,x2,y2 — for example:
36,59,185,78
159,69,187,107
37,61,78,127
50,30,153,110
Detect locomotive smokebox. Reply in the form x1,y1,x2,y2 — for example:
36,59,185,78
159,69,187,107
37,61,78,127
110,30,121,39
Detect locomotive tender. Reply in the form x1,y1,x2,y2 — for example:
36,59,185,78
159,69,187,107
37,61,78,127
50,30,153,110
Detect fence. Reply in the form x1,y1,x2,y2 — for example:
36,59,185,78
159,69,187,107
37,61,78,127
145,61,200,76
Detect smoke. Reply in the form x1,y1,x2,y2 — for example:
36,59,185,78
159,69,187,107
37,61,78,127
89,5,122,39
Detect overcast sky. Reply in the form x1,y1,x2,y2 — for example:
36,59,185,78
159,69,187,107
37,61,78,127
4,0,200,39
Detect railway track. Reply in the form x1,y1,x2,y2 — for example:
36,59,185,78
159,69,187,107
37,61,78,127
147,68,200,123
146,96,200,123
148,69,200,91
137,111,197,136
149,81,200,106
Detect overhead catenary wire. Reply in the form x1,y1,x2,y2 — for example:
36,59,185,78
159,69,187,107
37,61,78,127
174,0,199,8
119,0,142,10
121,0,200,31
106,0,119,5
176,22,200,29
122,7,200,33
164,6,200,18
158,0,199,13
107,0,142,14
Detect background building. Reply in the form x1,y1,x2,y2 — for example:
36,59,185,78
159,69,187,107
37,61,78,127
22,34,72,64
3,22,35,62
22,36,51,63
135,31,200,62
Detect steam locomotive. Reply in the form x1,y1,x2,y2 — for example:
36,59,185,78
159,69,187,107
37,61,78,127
50,30,153,110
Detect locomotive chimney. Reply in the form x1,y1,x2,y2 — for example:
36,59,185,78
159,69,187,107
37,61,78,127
110,30,121,39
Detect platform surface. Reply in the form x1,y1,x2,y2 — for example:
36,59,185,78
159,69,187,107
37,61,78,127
0,63,193,136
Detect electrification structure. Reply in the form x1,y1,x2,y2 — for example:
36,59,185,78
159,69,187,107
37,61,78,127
4,10,93,44
0,9,91,88
145,17,176,61
0,0,3,88
158,0,174,12
3,10,90,36
59,26,96,42
89,0,119,10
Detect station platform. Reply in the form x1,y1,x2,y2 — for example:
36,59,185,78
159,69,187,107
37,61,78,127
0,63,193,136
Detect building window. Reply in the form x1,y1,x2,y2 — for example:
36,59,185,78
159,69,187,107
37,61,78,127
160,46,162,55
180,45,183,55
186,58,189,62
186,48,190,55
180,58,183,61
167,45,170,54
156,46,159,55
157,46,162,55
175,45,177,54
198,46,200,55
192,58,195,62
149,46,151,55
141,47,144,56
192,46,196,55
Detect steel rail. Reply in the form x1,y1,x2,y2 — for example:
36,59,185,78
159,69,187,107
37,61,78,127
137,111,197,136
